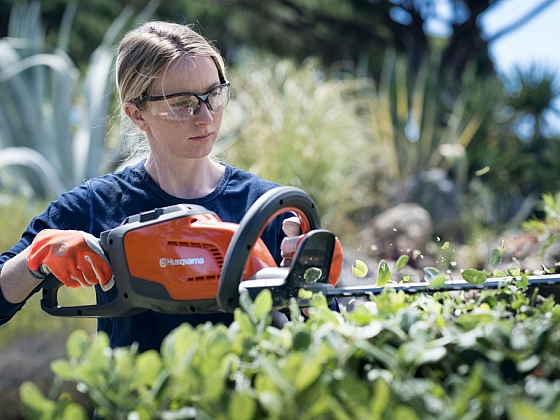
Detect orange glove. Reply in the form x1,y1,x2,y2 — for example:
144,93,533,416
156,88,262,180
280,216,302,267
27,229,114,291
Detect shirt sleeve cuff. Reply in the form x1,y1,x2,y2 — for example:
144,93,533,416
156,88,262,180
0,287,25,324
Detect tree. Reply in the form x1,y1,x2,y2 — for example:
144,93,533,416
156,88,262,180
205,0,497,81
1,0,556,83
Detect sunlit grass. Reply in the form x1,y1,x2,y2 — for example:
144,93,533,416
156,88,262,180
0,292,95,343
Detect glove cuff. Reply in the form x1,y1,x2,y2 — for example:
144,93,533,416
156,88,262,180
28,266,47,281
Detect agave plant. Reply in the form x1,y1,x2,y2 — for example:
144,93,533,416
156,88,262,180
0,1,159,199
364,48,507,240
367,48,504,186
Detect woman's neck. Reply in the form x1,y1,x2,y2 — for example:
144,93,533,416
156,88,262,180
144,155,225,199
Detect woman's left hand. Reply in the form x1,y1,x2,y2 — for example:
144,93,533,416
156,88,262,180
280,216,301,267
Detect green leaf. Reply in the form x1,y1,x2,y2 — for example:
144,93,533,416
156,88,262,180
257,391,283,417
239,291,255,320
235,310,256,336
394,255,409,271
66,329,91,359
419,347,446,365
50,359,75,380
392,406,420,420
311,292,328,308
423,267,441,281
474,166,490,176
292,330,312,350
295,355,323,391
63,406,88,420
507,400,544,420
369,378,390,416
253,289,273,320
352,260,368,278
507,264,521,277
428,275,447,289
229,392,257,420
19,381,54,418
516,273,529,289
86,333,111,372
289,297,303,321
135,350,163,386
259,358,294,395
489,248,502,266
376,259,391,286
204,370,226,402
304,267,323,283
492,269,507,278
298,288,313,299
150,370,171,402
461,269,487,284
516,355,540,373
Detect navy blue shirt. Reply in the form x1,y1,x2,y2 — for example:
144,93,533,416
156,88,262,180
0,160,287,351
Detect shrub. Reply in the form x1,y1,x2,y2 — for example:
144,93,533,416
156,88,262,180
21,285,560,420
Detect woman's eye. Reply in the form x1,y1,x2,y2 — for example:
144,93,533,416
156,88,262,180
172,99,195,109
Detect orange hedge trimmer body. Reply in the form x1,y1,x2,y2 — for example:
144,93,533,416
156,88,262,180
41,187,343,317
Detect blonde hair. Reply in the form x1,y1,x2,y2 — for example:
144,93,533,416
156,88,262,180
115,21,227,159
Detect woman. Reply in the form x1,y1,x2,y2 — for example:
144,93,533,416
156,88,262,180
0,21,297,352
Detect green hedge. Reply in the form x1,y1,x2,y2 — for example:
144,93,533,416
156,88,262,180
19,284,560,420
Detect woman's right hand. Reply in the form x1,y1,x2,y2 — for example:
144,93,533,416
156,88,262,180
27,229,114,291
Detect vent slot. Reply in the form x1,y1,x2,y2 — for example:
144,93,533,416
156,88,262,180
166,241,224,281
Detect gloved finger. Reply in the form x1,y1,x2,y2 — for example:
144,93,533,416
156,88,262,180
282,216,301,237
40,263,85,288
86,255,115,291
80,232,114,289
83,256,102,285
81,253,114,290
281,214,302,269
101,277,115,292
71,273,93,288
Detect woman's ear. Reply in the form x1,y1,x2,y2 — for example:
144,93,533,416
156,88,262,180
124,103,149,131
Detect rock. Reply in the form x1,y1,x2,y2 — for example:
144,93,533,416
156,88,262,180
356,202,434,263
389,169,464,242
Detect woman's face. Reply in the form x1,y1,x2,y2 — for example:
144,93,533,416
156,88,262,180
131,56,225,161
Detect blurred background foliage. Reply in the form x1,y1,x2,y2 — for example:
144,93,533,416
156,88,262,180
0,0,559,244
0,0,558,245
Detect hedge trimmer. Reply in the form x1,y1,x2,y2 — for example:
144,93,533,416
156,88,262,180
41,187,560,317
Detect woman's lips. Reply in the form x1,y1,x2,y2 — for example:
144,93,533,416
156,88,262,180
190,132,213,141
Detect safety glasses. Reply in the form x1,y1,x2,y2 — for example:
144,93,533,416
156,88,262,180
132,82,230,120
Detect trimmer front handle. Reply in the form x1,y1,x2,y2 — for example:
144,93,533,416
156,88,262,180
217,186,328,312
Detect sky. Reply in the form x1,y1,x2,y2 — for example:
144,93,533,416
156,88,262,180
480,0,560,76
424,0,560,134
480,0,560,134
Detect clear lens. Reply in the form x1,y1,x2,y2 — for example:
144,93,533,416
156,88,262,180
150,84,230,120
207,85,228,113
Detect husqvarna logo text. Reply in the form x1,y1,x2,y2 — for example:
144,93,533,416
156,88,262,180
160,257,204,268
